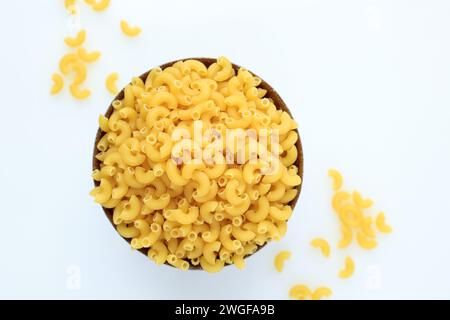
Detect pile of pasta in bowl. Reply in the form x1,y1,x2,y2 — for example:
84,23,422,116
90,56,303,272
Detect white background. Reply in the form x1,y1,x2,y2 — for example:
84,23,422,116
0,0,449,299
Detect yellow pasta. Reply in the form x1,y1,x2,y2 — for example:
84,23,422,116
274,250,291,272
64,29,86,47
337,225,352,249
356,232,377,250
77,47,101,63
50,73,64,95
105,72,119,95
339,256,355,279
310,238,330,258
69,83,90,99
311,287,333,300
289,285,311,300
90,57,302,272
375,212,392,233
120,20,142,37
328,169,343,190
353,190,373,209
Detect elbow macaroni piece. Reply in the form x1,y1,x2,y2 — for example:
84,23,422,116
310,238,330,258
106,72,119,95
289,285,311,300
91,57,302,272
338,256,355,279
311,287,332,300
375,212,392,233
120,20,142,37
50,73,64,95
64,29,86,47
274,250,291,272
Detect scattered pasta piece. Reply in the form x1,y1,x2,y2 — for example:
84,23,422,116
337,204,363,228
59,53,79,75
89,0,110,11
274,250,291,272
105,72,119,95
353,191,373,209
360,216,376,238
120,20,142,37
70,62,87,85
311,287,333,300
289,285,311,300
64,29,86,47
356,232,377,250
50,73,64,95
331,191,350,213
375,212,392,233
328,169,343,190
337,225,352,248
70,83,90,99
65,0,77,14
338,256,355,279
310,238,330,258
77,47,101,63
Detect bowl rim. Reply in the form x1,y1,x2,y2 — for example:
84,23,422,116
92,57,304,270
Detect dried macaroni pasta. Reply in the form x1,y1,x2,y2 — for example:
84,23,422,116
91,57,302,272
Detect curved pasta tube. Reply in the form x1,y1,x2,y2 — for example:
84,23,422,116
91,0,110,11
165,207,199,225
281,131,298,151
200,201,218,224
193,181,218,203
111,173,128,199
147,241,168,265
361,216,376,238
375,212,392,233
332,191,351,212
165,159,189,186
311,287,332,300
243,160,267,185
224,179,244,205
280,166,302,187
89,178,112,203
104,151,126,169
146,106,170,128
310,238,331,258
201,221,220,243
356,232,377,250
181,161,205,179
289,285,311,300
200,256,224,273
143,193,170,210
339,256,355,279
77,47,101,63
184,59,207,76
144,133,172,162
328,169,343,191
123,168,145,189
353,191,373,209
267,181,286,202
231,225,255,242
269,205,293,221
338,225,352,249
167,254,189,271
224,194,250,217
338,204,363,228
119,138,146,166
274,250,291,272
203,241,221,265
64,29,86,47
280,146,298,167
279,188,298,204
105,72,119,95
214,56,234,82
120,19,141,37
257,220,281,240
50,73,64,94
192,171,210,197
233,254,246,270
186,237,204,259
245,196,270,223
120,195,142,220
69,83,90,99
219,225,241,251
116,223,140,238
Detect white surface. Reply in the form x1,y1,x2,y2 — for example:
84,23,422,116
0,0,449,299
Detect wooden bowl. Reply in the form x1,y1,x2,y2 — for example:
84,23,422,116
92,57,304,270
